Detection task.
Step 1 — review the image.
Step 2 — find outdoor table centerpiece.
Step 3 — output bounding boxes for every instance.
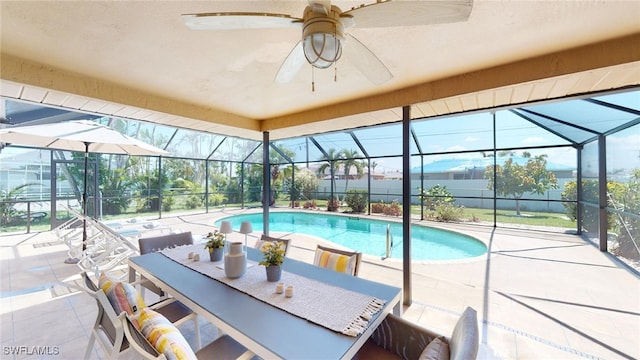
[259,241,286,282]
[204,230,225,262]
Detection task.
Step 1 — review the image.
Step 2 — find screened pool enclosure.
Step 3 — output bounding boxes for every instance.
[1,88,638,267]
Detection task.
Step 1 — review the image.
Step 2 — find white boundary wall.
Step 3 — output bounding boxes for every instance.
[318,178,575,213]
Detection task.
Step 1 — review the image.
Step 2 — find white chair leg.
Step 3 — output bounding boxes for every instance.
[83,331,96,360]
[193,315,201,350]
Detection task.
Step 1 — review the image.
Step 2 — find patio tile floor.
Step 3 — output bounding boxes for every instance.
[0,209,638,359]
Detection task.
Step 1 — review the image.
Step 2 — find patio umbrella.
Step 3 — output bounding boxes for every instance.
[0,120,169,259]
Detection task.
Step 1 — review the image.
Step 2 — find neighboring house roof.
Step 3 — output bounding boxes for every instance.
[412,157,575,174]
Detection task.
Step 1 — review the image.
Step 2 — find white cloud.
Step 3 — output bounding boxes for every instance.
[521,136,546,145]
[444,145,469,153]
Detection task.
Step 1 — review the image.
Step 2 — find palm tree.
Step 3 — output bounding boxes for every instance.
[340,149,364,201]
[316,148,343,201]
[251,146,297,206]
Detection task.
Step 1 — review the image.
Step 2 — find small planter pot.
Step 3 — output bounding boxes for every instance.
[209,247,224,262]
[265,265,282,282]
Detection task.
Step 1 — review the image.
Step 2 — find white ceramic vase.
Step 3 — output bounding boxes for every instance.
[224,242,247,279]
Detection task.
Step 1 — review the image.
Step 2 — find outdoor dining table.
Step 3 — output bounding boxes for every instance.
[128,245,402,359]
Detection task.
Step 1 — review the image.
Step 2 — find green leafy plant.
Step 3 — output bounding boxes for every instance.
[344,189,368,213]
[485,152,558,216]
[204,230,225,252]
[135,170,168,212]
[208,193,227,206]
[0,183,37,225]
[185,194,203,209]
[258,241,286,267]
[293,168,319,200]
[101,167,134,215]
[161,191,175,212]
[418,184,454,211]
[561,179,623,230]
[434,203,464,222]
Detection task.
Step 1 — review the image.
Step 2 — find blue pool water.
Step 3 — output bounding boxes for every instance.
[216,212,486,261]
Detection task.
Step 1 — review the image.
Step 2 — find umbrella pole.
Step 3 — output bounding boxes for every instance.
[65,142,90,264]
[82,142,89,251]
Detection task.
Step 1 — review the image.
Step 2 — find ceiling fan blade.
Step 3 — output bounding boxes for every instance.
[274,41,305,84]
[343,34,392,85]
[182,13,302,30]
[345,0,473,28]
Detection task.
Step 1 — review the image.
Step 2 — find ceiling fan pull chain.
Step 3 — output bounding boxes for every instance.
[312,67,316,92]
[334,66,337,82]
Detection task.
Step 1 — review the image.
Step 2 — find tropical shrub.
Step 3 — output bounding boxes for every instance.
[561,179,624,231]
[383,200,402,216]
[563,170,639,260]
[185,194,202,209]
[208,193,227,206]
[0,183,36,225]
[418,185,454,211]
[293,168,318,201]
[101,167,134,215]
[303,200,317,209]
[161,191,175,212]
[135,170,167,212]
[434,203,464,222]
[327,198,340,212]
[613,169,640,259]
[371,201,386,214]
[344,190,368,213]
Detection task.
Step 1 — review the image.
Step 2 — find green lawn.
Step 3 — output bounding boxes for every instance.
[1,200,576,233]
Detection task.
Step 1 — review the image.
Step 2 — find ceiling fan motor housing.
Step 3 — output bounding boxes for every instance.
[302,5,345,69]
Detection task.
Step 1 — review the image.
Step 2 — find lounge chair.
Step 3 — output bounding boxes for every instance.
[313,244,362,276]
[354,306,479,360]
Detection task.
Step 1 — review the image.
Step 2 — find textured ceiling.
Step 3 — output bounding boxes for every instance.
[1,0,639,140]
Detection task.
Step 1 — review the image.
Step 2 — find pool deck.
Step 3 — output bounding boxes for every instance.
[1,207,638,359]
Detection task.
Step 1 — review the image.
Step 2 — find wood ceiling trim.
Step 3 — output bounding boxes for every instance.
[261,33,640,131]
[0,53,260,131]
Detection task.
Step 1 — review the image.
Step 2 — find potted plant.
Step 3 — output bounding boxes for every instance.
[258,241,286,282]
[204,230,225,261]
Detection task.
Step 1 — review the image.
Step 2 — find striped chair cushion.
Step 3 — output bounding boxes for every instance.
[370,315,439,360]
[137,308,197,360]
[419,336,450,360]
[314,248,357,275]
[98,273,146,316]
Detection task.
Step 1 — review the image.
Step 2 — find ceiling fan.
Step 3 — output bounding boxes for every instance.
[182,0,473,86]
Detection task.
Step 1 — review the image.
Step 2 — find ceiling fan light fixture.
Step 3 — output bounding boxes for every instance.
[303,33,342,69]
[302,5,344,69]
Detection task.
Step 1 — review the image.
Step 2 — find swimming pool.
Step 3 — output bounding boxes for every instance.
[216,212,487,261]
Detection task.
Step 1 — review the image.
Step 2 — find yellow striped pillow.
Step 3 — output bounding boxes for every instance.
[137,308,197,360]
[98,273,146,316]
[314,249,357,275]
[98,272,114,293]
